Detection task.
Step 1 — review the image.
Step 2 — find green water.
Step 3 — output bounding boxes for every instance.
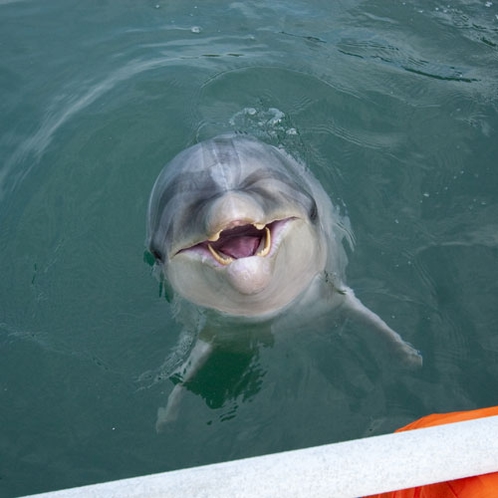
[1,0,497,496]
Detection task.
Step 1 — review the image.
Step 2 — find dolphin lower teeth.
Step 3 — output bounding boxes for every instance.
[256,226,271,257]
[207,243,233,265]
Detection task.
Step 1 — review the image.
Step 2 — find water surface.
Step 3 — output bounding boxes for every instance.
[1,1,497,496]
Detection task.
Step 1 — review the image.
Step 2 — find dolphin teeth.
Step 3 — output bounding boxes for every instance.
[207,231,221,242]
[256,226,271,257]
[253,222,265,230]
[207,243,233,265]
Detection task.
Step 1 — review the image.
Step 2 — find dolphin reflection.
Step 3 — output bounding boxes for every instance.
[146,134,422,429]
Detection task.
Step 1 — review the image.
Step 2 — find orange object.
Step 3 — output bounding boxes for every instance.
[366,406,498,498]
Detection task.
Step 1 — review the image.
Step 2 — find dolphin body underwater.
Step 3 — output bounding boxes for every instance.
[146,134,422,429]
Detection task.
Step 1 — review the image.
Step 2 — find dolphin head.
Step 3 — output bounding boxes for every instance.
[146,134,335,318]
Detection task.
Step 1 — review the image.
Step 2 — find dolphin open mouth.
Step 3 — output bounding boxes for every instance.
[206,223,271,265]
[178,219,291,266]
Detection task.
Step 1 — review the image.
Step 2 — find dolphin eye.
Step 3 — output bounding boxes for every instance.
[144,250,161,267]
[309,200,318,222]
[151,249,163,262]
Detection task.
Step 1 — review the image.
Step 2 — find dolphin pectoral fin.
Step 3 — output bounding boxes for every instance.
[156,338,213,432]
[156,384,185,431]
[340,287,423,369]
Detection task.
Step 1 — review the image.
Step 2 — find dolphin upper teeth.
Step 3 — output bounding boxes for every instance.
[256,226,271,257]
[207,225,271,265]
[207,231,221,242]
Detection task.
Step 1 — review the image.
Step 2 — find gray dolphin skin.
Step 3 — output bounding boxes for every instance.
[146,134,422,429]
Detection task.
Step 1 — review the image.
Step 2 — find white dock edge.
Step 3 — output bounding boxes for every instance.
[24,415,498,498]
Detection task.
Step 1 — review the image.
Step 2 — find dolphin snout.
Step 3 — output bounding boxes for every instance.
[205,192,266,239]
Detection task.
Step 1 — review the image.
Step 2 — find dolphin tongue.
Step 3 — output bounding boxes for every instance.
[212,225,263,259]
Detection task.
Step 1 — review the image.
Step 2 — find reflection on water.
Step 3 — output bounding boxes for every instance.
[1,0,497,496]
[175,327,272,422]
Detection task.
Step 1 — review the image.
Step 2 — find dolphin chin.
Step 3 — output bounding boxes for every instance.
[146,133,422,429]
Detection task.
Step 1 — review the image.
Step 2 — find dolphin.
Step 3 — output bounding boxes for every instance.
[146,134,422,429]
